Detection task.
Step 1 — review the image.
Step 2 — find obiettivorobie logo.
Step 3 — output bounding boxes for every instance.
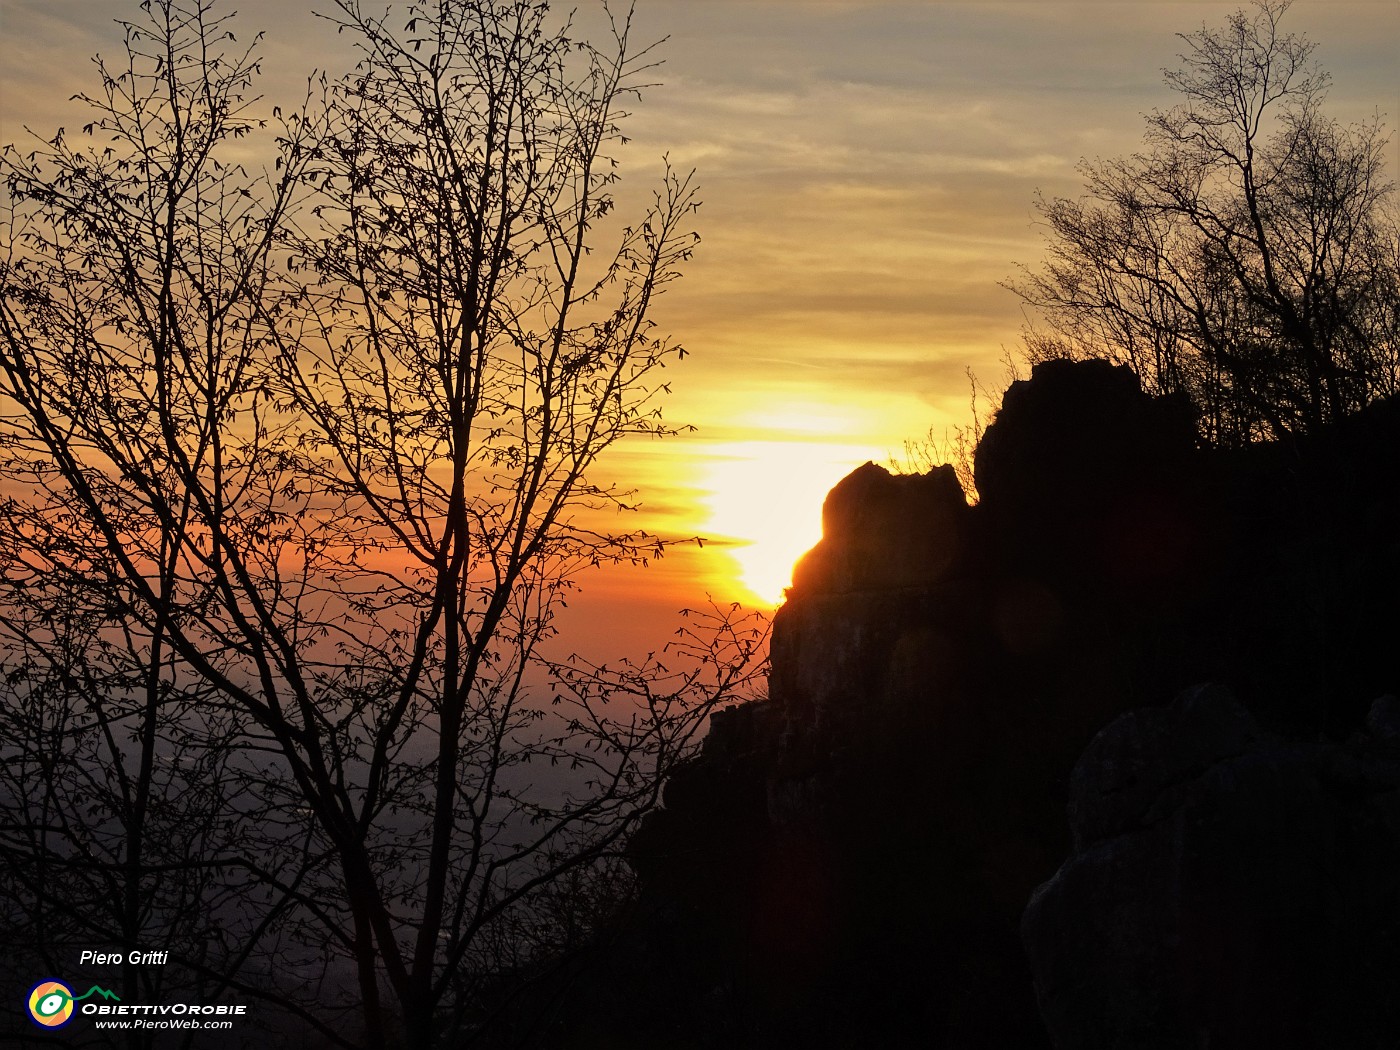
[27,980,120,1028]
[26,975,248,1031]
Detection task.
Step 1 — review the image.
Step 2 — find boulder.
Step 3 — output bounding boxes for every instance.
[1024,685,1400,1049]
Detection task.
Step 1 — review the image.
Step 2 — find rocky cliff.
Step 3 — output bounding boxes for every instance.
[604,360,1400,1048]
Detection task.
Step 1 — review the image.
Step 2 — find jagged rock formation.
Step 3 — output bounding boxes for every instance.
[787,460,970,594]
[563,360,1399,1048]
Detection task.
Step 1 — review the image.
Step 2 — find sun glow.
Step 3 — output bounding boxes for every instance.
[697,439,887,606]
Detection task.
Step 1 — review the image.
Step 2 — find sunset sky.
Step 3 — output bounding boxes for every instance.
[2,0,1397,641]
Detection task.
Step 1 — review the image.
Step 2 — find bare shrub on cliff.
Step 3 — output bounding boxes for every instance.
[896,367,998,503]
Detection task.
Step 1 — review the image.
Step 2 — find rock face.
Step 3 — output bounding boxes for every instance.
[1025,686,1400,1050]
[772,461,978,760]
[610,360,1400,1049]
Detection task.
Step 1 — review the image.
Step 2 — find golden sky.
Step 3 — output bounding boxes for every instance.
[2,0,1397,637]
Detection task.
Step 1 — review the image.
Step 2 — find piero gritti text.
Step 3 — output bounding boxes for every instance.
[80,950,170,966]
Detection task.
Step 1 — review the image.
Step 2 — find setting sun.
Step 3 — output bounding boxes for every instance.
[696,439,887,605]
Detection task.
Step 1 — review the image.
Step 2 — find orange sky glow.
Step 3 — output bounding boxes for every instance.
[2,0,1397,657]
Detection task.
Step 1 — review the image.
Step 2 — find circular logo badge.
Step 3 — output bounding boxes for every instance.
[28,980,75,1028]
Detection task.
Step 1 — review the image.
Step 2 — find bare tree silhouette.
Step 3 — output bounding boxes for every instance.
[0,2,765,1046]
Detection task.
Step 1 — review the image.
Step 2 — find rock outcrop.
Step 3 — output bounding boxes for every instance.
[605,360,1400,1049]
[788,460,970,595]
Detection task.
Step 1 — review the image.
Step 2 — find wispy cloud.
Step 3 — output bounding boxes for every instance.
[3,0,1394,613]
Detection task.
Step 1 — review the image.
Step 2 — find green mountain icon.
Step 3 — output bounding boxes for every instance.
[73,985,121,1003]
